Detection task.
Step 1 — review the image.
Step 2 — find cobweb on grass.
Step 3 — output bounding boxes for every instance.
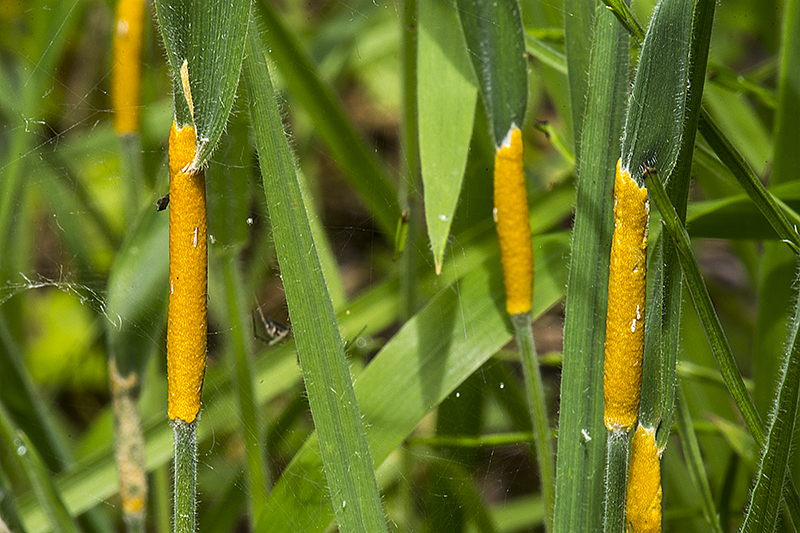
[0,0,566,531]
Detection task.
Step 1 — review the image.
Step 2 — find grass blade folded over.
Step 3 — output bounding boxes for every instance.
[457,0,527,148]
[244,23,387,533]
[153,0,249,167]
[417,0,477,273]
[553,5,627,532]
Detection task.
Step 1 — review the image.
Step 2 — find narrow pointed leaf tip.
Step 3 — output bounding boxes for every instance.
[626,425,662,532]
[494,126,533,316]
[111,0,145,135]
[604,159,648,432]
[167,122,208,423]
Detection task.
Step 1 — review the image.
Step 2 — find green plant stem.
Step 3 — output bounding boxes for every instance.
[407,432,534,448]
[172,419,197,533]
[399,0,420,320]
[604,430,628,533]
[512,312,554,533]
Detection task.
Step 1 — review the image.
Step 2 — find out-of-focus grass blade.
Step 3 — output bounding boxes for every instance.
[675,385,724,532]
[698,112,800,251]
[741,288,800,532]
[254,233,569,533]
[153,0,249,167]
[207,112,269,519]
[253,0,400,238]
[105,204,168,377]
[243,25,387,533]
[645,0,716,445]
[687,180,800,241]
[457,0,527,147]
[417,0,477,274]
[524,33,566,76]
[0,315,72,474]
[553,5,627,532]
[563,0,595,160]
[0,401,80,533]
[621,0,694,178]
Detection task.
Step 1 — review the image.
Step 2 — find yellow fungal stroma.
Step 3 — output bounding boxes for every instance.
[111,0,145,134]
[626,425,662,532]
[167,123,208,423]
[604,159,648,432]
[494,126,533,316]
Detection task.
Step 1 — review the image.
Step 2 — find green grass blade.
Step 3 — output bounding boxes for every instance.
[675,385,724,532]
[254,233,569,533]
[457,0,527,147]
[553,5,627,532]
[697,112,800,251]
[621,0,694,179]
[417,0,477,273]
[153,0,249,166]
[771,0,800,189]
[0,400,80,533]
[252,0,400,238]
[644,0,715,444]
[645,172,764,446]
[563,0,595,160]
[741,278,800,532]
[243,24,387,533]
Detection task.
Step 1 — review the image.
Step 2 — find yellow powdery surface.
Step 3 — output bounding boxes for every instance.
[494,126,533,316]
[167,123,208,423]
[604,160,649,432]
[111,0,145,134]
[626,425,662,532]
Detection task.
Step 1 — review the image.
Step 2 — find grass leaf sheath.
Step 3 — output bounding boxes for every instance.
[167,123,208,424]
[604,160,649,433]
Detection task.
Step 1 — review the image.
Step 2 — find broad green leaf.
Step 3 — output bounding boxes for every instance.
[417,0,478,274]
[243,25,387,533]
[457,0,527,147]
[621,0,695,179]
[153,0,249,168]
[254,233,569,533]
[553,5,627,532]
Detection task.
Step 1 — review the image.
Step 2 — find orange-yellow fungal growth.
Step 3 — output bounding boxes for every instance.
[604,159,648,432]
[494,126,533,316]
[111,0,145,134]
[167,123,207,423]
[626,425,662,532]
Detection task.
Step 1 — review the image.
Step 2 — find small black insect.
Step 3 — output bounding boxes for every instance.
[252,305,291,345]
[156,193,170,212]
